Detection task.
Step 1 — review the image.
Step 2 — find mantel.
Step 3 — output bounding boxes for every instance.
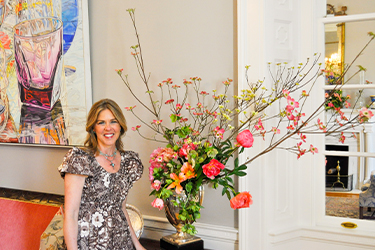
[324,84,375,90]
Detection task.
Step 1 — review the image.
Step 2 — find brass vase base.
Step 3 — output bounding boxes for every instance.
[160,233,204,250]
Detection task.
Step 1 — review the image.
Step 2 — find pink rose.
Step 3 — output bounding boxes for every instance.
[230,192,253,209]
[151,198,164,210]
[236,130,254,148]
[151,180,161,191]
[178,142,196,159]
[202,159,225,179]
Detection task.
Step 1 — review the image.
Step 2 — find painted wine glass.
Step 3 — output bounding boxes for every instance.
[14,17,63,110]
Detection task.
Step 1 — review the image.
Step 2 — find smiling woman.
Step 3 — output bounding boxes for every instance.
[58,98,146,250]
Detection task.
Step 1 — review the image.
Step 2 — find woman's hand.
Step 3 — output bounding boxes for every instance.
[122,199,147,250]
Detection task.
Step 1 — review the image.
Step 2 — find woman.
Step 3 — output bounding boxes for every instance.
[59,99,146,250]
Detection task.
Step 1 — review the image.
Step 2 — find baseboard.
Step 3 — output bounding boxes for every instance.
[142,215,239,250]
[268,226,375,248]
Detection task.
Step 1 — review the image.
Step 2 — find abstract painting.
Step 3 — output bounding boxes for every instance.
[0,0,91,146]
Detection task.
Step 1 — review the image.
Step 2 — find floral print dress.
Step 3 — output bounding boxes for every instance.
[58,147,143,250]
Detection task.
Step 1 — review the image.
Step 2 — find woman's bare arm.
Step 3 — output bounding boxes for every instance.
[63,173,86,250]
[122,198,147,250]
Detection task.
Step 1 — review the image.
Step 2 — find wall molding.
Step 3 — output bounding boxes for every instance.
[268,226,375,248]
[142,215,239,250]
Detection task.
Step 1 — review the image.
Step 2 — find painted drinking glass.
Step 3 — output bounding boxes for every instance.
[14,17,63,110]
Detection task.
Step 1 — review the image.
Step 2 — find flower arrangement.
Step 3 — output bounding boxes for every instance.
[322,54,351,110]
[117,9,375,235]
[324,89,350,110]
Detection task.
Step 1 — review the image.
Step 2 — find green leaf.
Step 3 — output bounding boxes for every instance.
[236,164,247,171]
[225,190,231,200]
[222,186,228,196]
[170,114,179,123]
[179,214,186,221]
[234,157,239,168]
[239,147,245,154]
[185,182,193,193]
[226,176,234,184]
[236,171,247,177]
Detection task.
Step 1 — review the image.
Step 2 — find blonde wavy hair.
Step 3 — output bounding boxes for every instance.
[84,99,127,154]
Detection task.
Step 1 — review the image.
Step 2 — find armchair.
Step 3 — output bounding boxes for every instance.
[359,170,375,219]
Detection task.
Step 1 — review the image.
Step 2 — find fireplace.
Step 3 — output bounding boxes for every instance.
[325,144,353,191]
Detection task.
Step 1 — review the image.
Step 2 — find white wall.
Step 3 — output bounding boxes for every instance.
[88,0,236,228]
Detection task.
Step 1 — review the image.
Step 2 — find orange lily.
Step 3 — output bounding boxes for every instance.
[181,162,196,180]
[167,173,187,194]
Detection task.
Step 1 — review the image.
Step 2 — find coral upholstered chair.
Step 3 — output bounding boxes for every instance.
[359,171,375,219]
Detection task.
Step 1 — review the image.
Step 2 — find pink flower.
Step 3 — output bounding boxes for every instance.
[254,118,264,131]
[223,78,233,86]
[152,119,163,125]
[176,103,182,110]
[200,91,209,95]
[149,163,164,181]
[149,148,178,167]
[236,130,254,148]
[214,126,225,139]
[151,198,164,210]
[310,145,318,154]
[125,105,136,111]
[339,132,346,143]
[183,79,192,85]
[282,89,290,98]
[179,142,197,159]
[287,125,295,130]
[230,192,253,209]
[162,78,173,84]
[202,159,225,179]
[165,99,174,104]
[131,125,141,131]
[287,96,299,108]
[358,107,374,123]
[151,180,161,191]
[286,110,295,120]
[272,127,280,134]
[344,101,351,108]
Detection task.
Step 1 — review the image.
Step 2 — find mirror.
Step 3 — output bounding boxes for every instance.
[325,2,375,221]
[325,23,345,80]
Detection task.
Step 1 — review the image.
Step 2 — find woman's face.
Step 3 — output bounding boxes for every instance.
[93,109,121,149]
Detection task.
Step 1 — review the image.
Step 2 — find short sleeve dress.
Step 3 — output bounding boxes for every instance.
[58,147,143,250]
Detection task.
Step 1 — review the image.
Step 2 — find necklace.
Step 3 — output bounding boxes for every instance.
[99,148,117,168]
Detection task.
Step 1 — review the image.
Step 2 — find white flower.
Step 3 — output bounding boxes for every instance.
[103,173,110,187]
[80,221,90,237]
[92,212,104,227]
[98,227,109,243]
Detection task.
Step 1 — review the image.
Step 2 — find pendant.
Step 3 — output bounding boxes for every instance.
[111,163,115,167]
